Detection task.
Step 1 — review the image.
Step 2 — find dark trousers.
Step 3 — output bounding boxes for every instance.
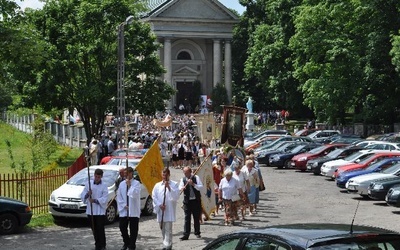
[119,216,139,249]
[183,199,201,237]
[88,215,106,250]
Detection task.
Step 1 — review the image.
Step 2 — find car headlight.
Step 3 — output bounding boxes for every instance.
[372,184,384,190]
[312,162,318,167]
[298,157,308,161]
[50,193,56,202]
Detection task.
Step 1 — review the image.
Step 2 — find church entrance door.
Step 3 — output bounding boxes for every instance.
[176,81,195,114]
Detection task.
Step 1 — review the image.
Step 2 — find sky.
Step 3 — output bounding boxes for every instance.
[16,0,245,14]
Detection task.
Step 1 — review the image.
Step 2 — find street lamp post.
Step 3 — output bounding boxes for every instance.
[117,15,134,149]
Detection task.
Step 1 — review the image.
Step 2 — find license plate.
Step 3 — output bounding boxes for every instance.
[307,166,311,170]
[386,196,388,202]
[368,190,371,195]
[61,204,78,209]
[291,162,295,166]
[348,186,356,190]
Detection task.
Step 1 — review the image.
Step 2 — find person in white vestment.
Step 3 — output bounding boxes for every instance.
[117,167,141,250]
[81,168,109,250]
[152,167,180,250]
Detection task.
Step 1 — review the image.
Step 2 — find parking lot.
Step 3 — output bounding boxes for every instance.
[1,165,400,250]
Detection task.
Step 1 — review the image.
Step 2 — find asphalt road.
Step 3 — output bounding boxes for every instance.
[1,165,400,250]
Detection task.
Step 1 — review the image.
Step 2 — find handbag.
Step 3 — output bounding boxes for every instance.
[259,180,266,191]
[232,193,241,202]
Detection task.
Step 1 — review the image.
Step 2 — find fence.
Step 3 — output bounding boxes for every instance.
[0,169,68,214]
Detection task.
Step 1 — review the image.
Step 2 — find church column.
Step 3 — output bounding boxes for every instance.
[224,40,232,103]
[213,39,222,87]
[164,38,173,110]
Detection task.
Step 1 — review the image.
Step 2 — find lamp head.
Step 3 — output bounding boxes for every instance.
[125,15,135,25]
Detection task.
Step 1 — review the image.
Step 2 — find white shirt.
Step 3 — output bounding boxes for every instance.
[219,177,240,200]
[178,175,204,198]
[152,180,179,223]
[233,170,249,192]
[80,180,108,215]
[242,166,259,187]
[117,179,141,218]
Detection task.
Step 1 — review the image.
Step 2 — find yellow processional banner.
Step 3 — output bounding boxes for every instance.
[135,139,163,194]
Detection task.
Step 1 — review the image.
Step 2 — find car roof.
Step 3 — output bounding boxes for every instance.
[225,223,400,248]
[88,164,122,171]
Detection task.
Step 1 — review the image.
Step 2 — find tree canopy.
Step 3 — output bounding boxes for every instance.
[2,0,174,141]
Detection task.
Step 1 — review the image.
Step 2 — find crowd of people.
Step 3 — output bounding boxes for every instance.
[81,111,265,250]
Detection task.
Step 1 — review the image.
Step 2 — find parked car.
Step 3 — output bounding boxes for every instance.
[320,134,362,144]
[320,149,388,178]
[346,163,400,197]
[307,130,341,143]
[336,157,400,188]
[257,141,303,165]
[269,143,321,169]
[306,146,363,175]
[368,177,400,200]
[294,128,318,136]
[333,152,400,179]
[244,130,291,148]
[364,141,400,151]
[0,196,33,234]
[202,223,400,250]
[105,156,142,168]
[48,164,153,224]
[100,148,146,164]
[290,144,347,171]
[386,185,400,207]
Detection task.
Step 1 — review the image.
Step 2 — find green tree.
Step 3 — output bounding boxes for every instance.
[211,83,229,113]
[18,0,173,142]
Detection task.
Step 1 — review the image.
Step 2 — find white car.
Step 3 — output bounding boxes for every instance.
[320,149,388,177]
[48,164,153,224]
[346,163,400,197]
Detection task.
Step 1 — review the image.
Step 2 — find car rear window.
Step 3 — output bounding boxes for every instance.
[308,236,400,250]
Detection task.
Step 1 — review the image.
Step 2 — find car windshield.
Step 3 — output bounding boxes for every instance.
[66,168,119,187]
[382,163,400,174]
[112,149,145,157]
[343,151,366,162]
[326,148,345,158]
[107,158,140,168]
[364,159,391,171]
[307,145,328,154]
[289,145,306,153]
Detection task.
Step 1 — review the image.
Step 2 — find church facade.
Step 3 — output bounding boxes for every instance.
[141,0,239,112]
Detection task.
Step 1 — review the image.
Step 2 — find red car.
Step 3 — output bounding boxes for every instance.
[291,144,347,171]
[100,148,146,164]
[333,152,400,179]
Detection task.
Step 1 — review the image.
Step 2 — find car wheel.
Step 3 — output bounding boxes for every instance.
[105,202,117,224]
[141,196,154,216]
[313,169,321,175]
[284,160,291,169]
[0,213,18,234]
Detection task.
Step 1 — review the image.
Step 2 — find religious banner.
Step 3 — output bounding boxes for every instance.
[135,139,163,194]
[220,106,246,147]
[194,113,216,143]
[195,155,215,220]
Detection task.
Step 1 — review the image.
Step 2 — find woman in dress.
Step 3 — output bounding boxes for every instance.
[212,156,227,215]
[241,159,259,216]
[232,162,250,221]
[218,168,243,226]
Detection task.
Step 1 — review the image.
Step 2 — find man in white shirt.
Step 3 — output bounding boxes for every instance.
[80,168,109,250]
[152,168,180,250]
[117,167,141,250]
[178,167,203,240]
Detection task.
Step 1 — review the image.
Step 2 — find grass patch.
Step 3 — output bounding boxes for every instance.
[27,213,54,228]
[0,121,82,174]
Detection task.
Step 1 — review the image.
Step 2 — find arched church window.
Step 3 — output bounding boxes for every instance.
[177,51,192,60]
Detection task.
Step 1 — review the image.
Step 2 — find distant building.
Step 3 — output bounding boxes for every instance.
[142,0,239,111]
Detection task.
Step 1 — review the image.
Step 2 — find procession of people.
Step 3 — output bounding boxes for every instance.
[81,110,264,250]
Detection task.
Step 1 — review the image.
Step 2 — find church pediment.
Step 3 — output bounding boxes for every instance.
[174,66,200,75]
[146,0,239,20]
